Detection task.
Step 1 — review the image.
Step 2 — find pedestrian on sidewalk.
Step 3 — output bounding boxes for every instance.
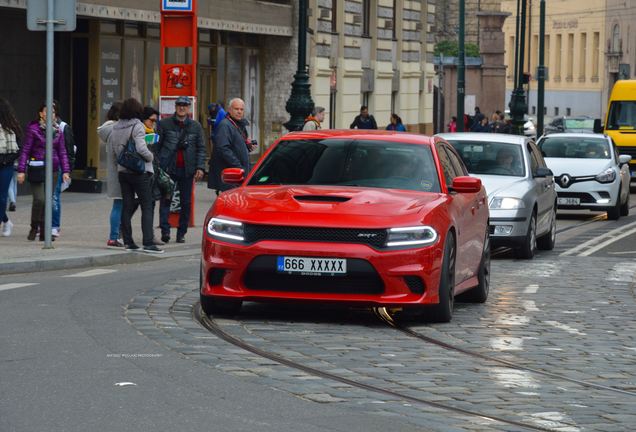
[302,106,325,131]
[208,98,253,195]
[349,105,377,130]
[7,163,17,212]
[108,98,162,254]
[0,98,22,237]
[155,96,206,244]
[51,100,76,239]
[448,116,457,132]
[17,102,71,241]
[98,100,124,248]
[386,113,406,131]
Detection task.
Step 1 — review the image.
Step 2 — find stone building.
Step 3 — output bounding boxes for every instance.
[307,0,436,133]
[501,0,630,119]
[434,0,503,45]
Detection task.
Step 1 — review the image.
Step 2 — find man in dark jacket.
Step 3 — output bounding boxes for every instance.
[207,98,252,194]
[349,105,377,130]
[155,96,206,243]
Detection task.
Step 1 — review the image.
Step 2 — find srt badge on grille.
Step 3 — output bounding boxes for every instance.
[357,233,378,238]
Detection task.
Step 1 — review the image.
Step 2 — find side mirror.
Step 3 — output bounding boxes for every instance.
[534,167,553,178]
[451,176,482,194]
[618,154,632,165]
[593,118,603,133]
[221,167,245,184]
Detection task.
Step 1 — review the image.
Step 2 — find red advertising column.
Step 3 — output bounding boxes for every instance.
[160,0,197,228]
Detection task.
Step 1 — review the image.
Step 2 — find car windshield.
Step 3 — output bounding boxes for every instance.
[248,139,441,192]
[445,140,526,177]
[606,101,636,130]
[564,118,595,131]
[539,136,610,159]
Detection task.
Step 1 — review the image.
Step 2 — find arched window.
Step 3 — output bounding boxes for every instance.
[611,24,620,52]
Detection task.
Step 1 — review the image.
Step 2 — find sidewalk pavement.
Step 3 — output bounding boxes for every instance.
[0,182,217,275]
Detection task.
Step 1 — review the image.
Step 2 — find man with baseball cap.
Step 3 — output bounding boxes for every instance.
[154,96,206,243]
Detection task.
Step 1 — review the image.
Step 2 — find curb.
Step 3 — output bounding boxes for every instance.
[1,247,201,276]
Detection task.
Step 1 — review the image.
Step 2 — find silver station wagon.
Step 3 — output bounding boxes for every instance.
[437,133,558,259]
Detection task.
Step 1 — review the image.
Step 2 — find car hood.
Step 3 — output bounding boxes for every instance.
[213,186,446,227]
[474,175,529,198]
[544,158,611,176]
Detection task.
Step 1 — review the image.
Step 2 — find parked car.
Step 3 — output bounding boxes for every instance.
[201,130,490,323]
[543,116,596,135]
[437,132,557,259]
[536,133,631,220]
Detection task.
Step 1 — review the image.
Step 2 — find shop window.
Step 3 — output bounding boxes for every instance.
[199,29,211,43]
[145,41,161,107]
[100,21,118,34]
[124,39,144,100]
[124,22,142,37]
[147,25,160,38]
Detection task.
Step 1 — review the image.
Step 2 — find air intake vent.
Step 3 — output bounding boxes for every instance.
[294,195,351,203]
[403,276,425,294]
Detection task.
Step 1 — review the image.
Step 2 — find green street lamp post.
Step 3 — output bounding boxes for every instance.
[284,0,315,132]
[508,0,528,135]
[457,0,465,132]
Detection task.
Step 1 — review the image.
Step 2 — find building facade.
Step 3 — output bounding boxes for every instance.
[307,0,436,133]
[434,0,502,45]
[502,0,609,119]
[603,0,635,106]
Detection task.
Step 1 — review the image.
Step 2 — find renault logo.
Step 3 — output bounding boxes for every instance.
[558,174,571,188]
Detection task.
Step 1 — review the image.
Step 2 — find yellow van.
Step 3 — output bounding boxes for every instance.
[603,80,636,179]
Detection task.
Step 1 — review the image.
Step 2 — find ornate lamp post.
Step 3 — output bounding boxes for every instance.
[284,0,315,131]
[508,0,528,135]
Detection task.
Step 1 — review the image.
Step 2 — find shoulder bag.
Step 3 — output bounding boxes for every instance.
[117,126,146,174]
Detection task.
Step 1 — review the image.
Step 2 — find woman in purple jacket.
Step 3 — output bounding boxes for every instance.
[17,103,71,241]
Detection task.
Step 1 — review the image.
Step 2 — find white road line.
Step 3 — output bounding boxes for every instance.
[64,269,118,278]
[544,320,586,336]
[607,250,636,255]
[561,220,636,256]
[523,284,539,294]
[0,283,39,292]
[522,300,539,312]
[495,314,530,326]
[490,336,524,351]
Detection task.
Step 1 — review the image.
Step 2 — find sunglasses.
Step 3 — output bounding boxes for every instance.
[176,103,190,107]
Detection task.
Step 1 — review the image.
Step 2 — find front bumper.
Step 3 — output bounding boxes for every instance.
[201,237,445,307]
[488,208,531,248]
[555,180,619,210]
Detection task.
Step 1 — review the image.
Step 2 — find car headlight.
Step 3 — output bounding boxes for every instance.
[207,217,245,242]
[595,168,616,183]
[490,197,526,209]
[385,226,438,248]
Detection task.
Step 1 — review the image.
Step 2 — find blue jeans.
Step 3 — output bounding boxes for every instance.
[159,167,193,238]
[52,170,62,229]
[7,168,16,204]
[109,198,123,241]
[0,165,13,223]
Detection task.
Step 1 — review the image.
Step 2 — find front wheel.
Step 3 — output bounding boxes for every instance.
[620,188,630,216]
[606,188,622,220]
[515,212,537,259]
[537,207,557,251]
[423,233,456,323]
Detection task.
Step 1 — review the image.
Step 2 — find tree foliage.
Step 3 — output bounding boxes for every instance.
[434,40,480,57]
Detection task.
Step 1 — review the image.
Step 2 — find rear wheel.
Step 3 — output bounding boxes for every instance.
[537,207,557,250]
[620,188,630,216]
[515,212,537,259]
[423,233,456,323]
[458,231,490,303]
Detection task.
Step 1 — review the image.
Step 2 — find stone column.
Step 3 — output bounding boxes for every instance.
[477,11,510,116]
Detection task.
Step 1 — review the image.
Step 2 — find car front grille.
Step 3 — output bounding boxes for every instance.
[243,224,388,249]
[557,192,596,203]
[244,256,385,294]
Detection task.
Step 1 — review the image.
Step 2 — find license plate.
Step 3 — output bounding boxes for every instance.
[558,197,580,205]
[277,256,346,276]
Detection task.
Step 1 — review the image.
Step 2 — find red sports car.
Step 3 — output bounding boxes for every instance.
[201,130,490,322]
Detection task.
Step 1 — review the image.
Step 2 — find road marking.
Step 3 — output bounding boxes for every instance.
[545,320,586,336]
[561,220,636,256]
[0,283,39,292]
[528,412,580,432]
[490,368,539,389]
[495,314,530,326]
[523,284,539,294]
[522,300,539,312]
[64,269,118,278]
[490,336,524,351]
[607,250,636,255]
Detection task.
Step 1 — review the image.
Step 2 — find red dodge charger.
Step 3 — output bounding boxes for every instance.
[201,130,490,322]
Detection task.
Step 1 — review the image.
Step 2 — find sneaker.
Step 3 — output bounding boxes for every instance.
[8,203,16,212]
[161,234,170,243]
[125,243,140,251]
[107,239,125,248]
[176,235,185,243]
[2,220,13,237]
[51,228,60,237]
[153,236,165,246]
[142,244,165,254]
